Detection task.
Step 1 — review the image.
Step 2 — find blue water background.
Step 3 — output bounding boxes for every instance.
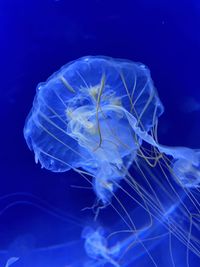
[0,0,200,266]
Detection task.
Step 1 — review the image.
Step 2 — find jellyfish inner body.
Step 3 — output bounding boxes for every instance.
[66,99,140,203]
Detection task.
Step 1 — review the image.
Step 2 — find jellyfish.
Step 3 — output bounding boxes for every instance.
[24,56,200,266]
[82,226,120,267]
[24,56,164,204]
[82,224,164,267]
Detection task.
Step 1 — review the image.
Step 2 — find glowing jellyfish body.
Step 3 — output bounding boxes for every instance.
[24,56,200,266]
[24,56,164,204]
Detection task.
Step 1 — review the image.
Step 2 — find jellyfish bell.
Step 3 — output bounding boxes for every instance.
[24,56,164,204]
[23,54,200,206]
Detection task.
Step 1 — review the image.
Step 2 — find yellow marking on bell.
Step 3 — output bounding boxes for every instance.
[89,86,99,100]
[102,181,113,191]
[97,74,106,104]
[85,121,94,129]
[59,76,75,93]
[65,108,74,119]
[110,97,121,106]
[84,121,97,134]
[95,73,106,150]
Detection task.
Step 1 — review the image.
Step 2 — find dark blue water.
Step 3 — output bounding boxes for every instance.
[1,0,200,266]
